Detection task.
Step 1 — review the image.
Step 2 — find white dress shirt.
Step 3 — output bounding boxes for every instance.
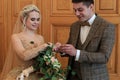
[75,14,96,61]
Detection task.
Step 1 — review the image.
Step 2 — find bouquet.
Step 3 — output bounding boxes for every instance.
[33,45,67,80]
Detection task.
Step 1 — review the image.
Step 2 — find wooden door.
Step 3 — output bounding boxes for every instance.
[0,0,7,72]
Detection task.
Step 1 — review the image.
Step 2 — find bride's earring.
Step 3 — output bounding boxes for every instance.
[23,18,27,29]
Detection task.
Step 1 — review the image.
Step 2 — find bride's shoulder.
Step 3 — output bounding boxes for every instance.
[11,33,23,42]
[11,33,19,39]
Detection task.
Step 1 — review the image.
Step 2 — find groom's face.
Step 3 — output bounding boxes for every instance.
[73,2,94,22]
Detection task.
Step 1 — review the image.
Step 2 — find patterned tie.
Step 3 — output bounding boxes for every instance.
[80,21,90,26]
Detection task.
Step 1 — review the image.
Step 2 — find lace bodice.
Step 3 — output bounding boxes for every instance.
[12,33,45,69]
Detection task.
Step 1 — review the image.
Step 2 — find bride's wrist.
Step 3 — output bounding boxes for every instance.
[44,42,51,47]
[44,43,48,47]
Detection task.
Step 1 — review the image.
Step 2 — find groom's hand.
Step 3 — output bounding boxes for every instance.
[53,42,62,52]
[59,44,77,56]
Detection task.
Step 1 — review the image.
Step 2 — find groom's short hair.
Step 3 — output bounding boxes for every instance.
[72,0,94,7]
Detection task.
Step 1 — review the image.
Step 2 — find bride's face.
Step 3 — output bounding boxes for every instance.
[25,11,40,31]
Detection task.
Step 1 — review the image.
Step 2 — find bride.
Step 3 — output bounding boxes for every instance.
[0,4,51,80]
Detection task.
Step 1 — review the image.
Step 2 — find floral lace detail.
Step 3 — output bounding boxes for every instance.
[18,34,40,50]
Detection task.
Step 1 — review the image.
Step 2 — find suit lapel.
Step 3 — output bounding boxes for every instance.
[68,23,80,69]
[72,22,81,47]
[82,16,101,49]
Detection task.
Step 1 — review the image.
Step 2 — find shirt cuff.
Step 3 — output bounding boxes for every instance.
[75,50,80,61]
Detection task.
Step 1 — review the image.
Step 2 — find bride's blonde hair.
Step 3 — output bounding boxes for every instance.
[13,4,41,33]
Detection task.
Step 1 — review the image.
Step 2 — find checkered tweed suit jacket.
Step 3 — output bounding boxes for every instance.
[66,16,115,80]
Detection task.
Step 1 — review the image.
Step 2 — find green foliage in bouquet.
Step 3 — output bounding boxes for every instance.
[33,45,67,80]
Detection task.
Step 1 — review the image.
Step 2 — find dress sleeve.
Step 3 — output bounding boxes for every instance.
[11,34,48,61]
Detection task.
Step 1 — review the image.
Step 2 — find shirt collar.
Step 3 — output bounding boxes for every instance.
[88,14,96,25]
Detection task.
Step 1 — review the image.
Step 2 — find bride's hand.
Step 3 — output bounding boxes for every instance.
[47,42,53,47]
[22,69,30,77]
[16,73,25,80]
[53,42,62,52]
[16,69,30,80]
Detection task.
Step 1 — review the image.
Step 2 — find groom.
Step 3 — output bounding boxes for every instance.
[54,0,115,80]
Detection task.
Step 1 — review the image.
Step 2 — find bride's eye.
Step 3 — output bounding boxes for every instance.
[37,18,40,21]
[31,18,35,21]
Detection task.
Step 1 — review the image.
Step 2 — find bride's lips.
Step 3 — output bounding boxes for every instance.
[32,24,39,28]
